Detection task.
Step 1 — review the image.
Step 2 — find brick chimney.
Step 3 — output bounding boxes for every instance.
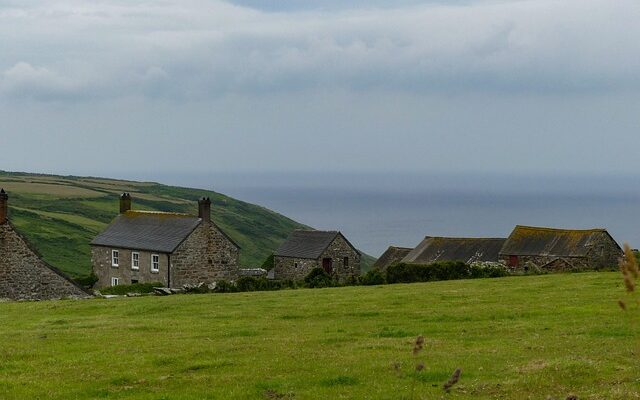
[119,193,132,214]
[198,197,211,223]
[0,189,7,224]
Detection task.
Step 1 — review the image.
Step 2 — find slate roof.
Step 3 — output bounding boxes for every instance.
[402,236,506,264]
[372,246,412,270]
[91,211,203,253]
[500,225,619,257]
[275,230,359,259]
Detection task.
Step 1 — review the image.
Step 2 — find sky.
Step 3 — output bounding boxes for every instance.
[1,0,640,178]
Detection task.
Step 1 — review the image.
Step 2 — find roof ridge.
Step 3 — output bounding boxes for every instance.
[124,210,195,218]
[514,225,606,233]
[425,236,507,240]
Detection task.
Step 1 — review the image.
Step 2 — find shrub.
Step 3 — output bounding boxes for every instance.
[75,272,98,288]
[387,261,503,284]
[304,268,333,288]
[261,253,275,270]
[99,282,161,296]
[361,269,386,285]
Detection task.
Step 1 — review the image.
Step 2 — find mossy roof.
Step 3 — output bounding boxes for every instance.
[500,225,618,257]
[372,246,412,270]
[402,237,506,264]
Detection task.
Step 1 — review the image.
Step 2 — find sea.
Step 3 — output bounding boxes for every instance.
[139,171,640,258]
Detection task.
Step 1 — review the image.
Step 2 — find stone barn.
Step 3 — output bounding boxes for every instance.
[91,194,240,289]
[273,230,361,281]
[402,236,506,264]
[0,189,89,300]
[373,246,412,272]
[499,225,622,271]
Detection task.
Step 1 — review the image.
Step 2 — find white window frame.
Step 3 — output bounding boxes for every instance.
[151,254,160,273]
[131,252,140,270]
[111,250,119,267]
[111,277,119,286]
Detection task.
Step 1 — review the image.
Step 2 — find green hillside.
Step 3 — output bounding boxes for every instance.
[0,171,375,279]
[0,272,634,398]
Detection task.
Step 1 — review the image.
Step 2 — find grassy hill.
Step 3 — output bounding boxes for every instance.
[0,272,634,399]
[0,171,375,278]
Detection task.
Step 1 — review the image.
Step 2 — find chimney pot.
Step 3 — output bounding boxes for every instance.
[119,193,132,214]
[198,197,211,222]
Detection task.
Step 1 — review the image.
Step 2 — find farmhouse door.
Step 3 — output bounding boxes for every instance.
[322,258,333,274]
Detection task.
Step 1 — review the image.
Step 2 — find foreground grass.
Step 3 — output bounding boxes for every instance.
[0,273,637,399]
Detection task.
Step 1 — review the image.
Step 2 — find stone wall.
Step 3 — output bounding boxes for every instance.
[272,257,319,281]
[92,247,169,288]
[273,234,361,282]
[318,234,361,282]
[170,222,240,287]
[0,223,89,300]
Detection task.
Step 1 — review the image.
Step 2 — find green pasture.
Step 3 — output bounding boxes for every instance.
[0,272,636,399]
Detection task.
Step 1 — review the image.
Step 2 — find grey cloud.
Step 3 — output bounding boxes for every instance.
[0,0,639,101]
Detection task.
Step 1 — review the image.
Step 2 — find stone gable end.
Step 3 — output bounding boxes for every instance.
[170,222,240,287]
[0,224,88,300]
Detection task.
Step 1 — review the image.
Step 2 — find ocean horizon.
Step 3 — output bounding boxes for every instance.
[122,171,640,258]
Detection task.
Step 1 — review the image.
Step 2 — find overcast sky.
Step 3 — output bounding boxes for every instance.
[1,0,639,178]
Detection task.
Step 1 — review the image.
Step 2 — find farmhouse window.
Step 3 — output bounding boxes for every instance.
[294,262,298,268]
[343,257,349,267]
[151,254,160,272]
[111,277,119,286]
[111,250,119,267]
[132,252,139,270]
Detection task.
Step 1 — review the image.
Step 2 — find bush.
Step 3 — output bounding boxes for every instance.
[386,261,507,284]
[304,268,333,288]
[361,269,386,285]
[75,272,98,288]
[261,253,275,270]
[99,282,161,296]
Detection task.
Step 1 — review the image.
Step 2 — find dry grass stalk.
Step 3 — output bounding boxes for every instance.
[443,368,461,392]
[620,243,638,294]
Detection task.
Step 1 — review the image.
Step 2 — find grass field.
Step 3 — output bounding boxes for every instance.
[0,171,376,278]
[0,272,637,399]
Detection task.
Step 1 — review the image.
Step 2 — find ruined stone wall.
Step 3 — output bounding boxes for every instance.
[170,222,240,287]
[92,247,169,288]
[0,223,88,300]
[319,234,361,282]
[272,257,318,281]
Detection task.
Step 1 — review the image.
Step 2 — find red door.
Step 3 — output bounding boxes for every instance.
[322,258,333,274]
[508,255,519,268]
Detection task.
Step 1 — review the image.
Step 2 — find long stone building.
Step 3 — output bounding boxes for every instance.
[402,236,507,265]
[0,189,89,300]
[499,225,622,271]
[91,194,240,289]
[273,230,361,281]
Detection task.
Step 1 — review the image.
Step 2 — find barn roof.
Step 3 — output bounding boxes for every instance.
[91,211,203,253]
[373,246,412,270]
[402,236,506,264]
[500,225,619,257]
[275,230,359,259]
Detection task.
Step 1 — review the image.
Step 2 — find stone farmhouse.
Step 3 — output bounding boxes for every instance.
[499,225,622,271]
[0,189,89,300]
[373,246,412,272]
[273,230,361,281]
[91,194,240,289]
[402,236,506,265]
